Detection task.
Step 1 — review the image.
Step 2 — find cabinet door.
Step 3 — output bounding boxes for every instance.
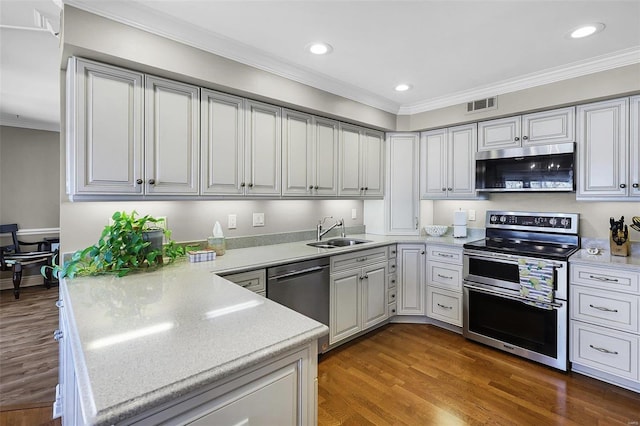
[200,90,245,195]
[387,133,420,234]
[338,123,363,196]
[145,76,200,195]
[397,244,426,315]
[522,107,575,146]
[70,58,144,195]
[245,100,281,196]
[420,129,447,199]
[361,129,384,197]
[313,117,339,196]
[282,109,313,196]
[448,124,477,197]
[577,98,628,198]
[330,270,361,344]
[477,116,521,151]
[631,95,640,197]
[362,263,388,329]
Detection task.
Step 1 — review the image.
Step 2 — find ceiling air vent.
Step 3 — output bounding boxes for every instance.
[466,96,497,114]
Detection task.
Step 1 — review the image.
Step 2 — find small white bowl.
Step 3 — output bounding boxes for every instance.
[424,225,448,237]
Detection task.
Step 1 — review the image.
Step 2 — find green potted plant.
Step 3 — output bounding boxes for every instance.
[44,211,187,279]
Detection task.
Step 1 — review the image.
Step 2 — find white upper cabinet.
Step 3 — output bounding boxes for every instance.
[386,133,420,234]
[577,97,638,200]
[282,111,338,197]
[244,100,282,196]
[338,124,384,198]
[144,76,200,195]
[478,106,575,151]
[420,124,477,199]
[67,58,144,196]
[200,90,245,195]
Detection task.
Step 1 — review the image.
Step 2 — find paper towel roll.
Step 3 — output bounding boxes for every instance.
[454,211,467,225]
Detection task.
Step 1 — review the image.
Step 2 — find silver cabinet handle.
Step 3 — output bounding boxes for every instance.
[53,330,63,341]
[437,253,454,258]
[589,304,618,313]
[589,275,618,282]
[357,257,368,262]
[589,344,618,355]
[55,300,63,308]
[437,303,453,310]
[437,273,453,280]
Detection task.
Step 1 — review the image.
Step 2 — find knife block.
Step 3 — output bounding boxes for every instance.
[610,231,630,257]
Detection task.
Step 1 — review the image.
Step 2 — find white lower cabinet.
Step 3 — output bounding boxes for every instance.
[396,244,426,315]
[570,262,640,392]
[330,246,390,345]
[220,269,266,297]
[426,245,463,327]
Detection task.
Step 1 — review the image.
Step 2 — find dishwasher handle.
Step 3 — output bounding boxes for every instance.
[269,265,327,281]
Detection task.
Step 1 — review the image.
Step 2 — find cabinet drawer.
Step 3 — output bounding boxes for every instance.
[331,246,389,272]
[428,261,462,292]
[571,321,639,381]
[571,286,639,333]
[426,287,462,327]
[388,258,397,274]
[388,273,397,289]
[221,269,266,294]
[570,264,639,294]
[388,302,397,317]
[388,288,397,304]
[426,245,462,265]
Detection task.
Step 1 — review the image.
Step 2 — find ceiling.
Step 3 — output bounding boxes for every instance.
[1,0,639,132]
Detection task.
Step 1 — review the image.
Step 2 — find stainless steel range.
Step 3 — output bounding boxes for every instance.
[463,210,580,371]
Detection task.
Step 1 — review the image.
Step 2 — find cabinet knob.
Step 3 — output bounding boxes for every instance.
[522,136,528,140]
[248,183,254,188]
[447,187,453,191]
[314,185,319,190]
[441,188,446,192]
[514,137,520,141]
[364,274,368,279]
[148,179,155,185]
[620,183,626,189]
[136,179,143,185]
[391,279,396,284]
[240,182,246,187]
[309,185,314,190]
[391,308,396,314]
[633,183,639,188]
[391,293,395,299]
[364,187,368,191]
[421,250,425,255]
[55,300,63,308]
[360,187,365,191]
[53,329,63,341]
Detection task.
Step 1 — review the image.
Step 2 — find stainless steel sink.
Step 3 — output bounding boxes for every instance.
[307,238,371,248]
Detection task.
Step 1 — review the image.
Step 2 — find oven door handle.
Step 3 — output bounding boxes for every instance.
[464,250,565,269]
[463,282,564,309]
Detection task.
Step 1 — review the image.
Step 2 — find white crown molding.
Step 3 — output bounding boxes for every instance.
[65,1,640,117]
[397,46,640,115]
[0,116,60,132]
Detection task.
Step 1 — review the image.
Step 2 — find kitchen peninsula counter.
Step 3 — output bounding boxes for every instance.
[60,263,328,425]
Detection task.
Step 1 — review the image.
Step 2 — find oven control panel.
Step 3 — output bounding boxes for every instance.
[487,211,579,233]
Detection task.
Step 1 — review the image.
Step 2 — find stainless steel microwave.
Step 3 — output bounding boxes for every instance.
[475,143,575,192]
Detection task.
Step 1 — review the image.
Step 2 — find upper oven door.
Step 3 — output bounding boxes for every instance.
[463,249,567,300]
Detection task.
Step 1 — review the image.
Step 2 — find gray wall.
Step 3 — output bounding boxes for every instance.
[0,126,60,230]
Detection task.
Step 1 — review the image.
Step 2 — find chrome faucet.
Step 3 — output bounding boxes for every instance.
[317,216,345,241]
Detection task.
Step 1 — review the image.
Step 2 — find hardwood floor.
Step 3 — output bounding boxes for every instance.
[2,287,639,425]
[318,324,640,425]
[0,286,59,409]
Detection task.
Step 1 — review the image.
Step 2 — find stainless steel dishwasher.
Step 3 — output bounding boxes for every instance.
[267,257,330,353]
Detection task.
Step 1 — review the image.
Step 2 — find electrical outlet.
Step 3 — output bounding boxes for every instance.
[155,216,168,230]
[228,214,237,229]
[253,212,265,227]
[351,208,357,220]
[468,209,476,221]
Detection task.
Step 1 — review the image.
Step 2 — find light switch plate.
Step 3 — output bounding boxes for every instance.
[352,208,357,219]
[468,209,476,221]
[228,214,237,229]
[253,213,265,227]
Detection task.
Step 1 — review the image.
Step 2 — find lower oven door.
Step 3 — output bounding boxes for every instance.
[463,283,567,371]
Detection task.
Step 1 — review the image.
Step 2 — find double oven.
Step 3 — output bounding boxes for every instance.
[463,211,579,371]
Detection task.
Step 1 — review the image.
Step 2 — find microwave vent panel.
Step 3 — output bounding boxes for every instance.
[466,96,497,113]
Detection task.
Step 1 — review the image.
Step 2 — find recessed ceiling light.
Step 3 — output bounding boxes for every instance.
[307,42,333,55]
[395,84,411,92]
[569,23,605,39]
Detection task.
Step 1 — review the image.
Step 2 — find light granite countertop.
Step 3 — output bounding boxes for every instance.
[569,248,640,270]
[61,231,483,424]
[62,263,328,425]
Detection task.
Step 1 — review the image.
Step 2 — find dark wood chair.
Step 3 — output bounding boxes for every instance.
[0,224,57,299]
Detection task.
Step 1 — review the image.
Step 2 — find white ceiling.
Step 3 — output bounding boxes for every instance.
[1,0,639,132]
